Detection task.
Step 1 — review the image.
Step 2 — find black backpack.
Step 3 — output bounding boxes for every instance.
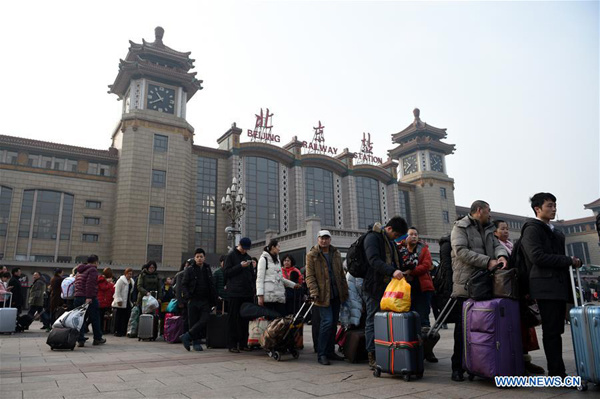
[509,235,530,296]
[347,230,372,278]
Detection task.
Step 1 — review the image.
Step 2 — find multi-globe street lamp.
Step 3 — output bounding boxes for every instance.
[220,177,247,251]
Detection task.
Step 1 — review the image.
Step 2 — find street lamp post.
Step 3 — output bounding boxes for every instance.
[221,177,247,252]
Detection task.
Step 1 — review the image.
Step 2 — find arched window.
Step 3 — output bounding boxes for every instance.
[245,157,280,240]
[0,186,12,236]
[355,176,381,229]
[18,190,74,240]
[305,167,335,227]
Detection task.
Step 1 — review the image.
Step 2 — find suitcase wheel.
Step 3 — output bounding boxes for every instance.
[272,351,281,361]
[577,382,588,392]
[467,373,475,381]
[402,374,411,382]
[291,350,299,359]
[373,367,382,378]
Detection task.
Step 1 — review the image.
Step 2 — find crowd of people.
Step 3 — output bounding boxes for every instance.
[1,191,598,382]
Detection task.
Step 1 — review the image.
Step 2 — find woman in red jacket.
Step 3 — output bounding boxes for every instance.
[97,268,115,334]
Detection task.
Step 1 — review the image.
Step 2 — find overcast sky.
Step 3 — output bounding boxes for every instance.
[2,0,598,220]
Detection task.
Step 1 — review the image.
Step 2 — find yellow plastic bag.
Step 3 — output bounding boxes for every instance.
[380,278,411,313]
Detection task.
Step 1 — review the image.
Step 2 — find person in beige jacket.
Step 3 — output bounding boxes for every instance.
[305,230,349,365]
[449,200,508,382]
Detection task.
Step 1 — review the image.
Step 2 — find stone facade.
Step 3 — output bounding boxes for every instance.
[1,28,598,282]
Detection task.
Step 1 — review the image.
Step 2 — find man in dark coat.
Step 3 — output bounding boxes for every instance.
[521,192,582,378]
[73,255,105,347]
[362,216,408,370]
[180,248,217,352]
[7,268,23,314]
[224,237,255,353]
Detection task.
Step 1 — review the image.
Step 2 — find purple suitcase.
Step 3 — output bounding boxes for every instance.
[463,298,524,380]
[164,314,184,343]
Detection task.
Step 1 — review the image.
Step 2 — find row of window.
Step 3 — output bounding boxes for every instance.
[565,224,595,234]
[0,150,112,176]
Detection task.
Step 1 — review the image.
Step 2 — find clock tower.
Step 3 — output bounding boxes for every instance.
[388,109,456,237]
[108,27,203,268]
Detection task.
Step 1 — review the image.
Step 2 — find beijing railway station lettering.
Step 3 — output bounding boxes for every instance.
[248,108,281,143]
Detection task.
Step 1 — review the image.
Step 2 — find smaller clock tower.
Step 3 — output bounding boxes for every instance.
[388,109,457,237]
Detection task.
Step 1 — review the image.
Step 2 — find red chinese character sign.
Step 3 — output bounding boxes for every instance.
[354,132,383,165]
[247,108,281,143]
[302,121,339,155]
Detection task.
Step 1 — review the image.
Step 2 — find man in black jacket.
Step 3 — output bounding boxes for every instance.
[180,248,216,352]
[521,192,582,378]
[224,237,256,353]
[7,268,23,314]
[362,216,408,370]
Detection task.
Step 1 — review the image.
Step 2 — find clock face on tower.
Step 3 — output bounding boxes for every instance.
[146,84,175,114]
[402,154,418,175]
[430,153,444,173]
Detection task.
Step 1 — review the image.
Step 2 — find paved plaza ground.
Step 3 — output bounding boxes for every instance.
[0,319,597,399]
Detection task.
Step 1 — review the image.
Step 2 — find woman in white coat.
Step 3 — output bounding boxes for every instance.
[112,268,134,336]
[256,239,298,317]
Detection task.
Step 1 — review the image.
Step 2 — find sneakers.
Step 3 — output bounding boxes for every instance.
[368,352,376,370]
[92,338,106,346]
[228,348,240,353]
[318,355,331,365]
[193,343,203,351]
[181,333,191,351]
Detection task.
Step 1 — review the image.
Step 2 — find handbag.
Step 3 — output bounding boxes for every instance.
[493,268,519,299]
[248,317,270,347]
[465,269,494,301]
[166,299,178,313]
[380,278,411,312]
[53,303,89,331]
[521,301,542,328]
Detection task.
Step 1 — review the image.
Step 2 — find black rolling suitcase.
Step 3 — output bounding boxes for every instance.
[47,327,79,350]
[206,303,229,348]
[373,311,424,381]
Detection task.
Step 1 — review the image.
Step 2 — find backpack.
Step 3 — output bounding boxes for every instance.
[509,235,530,296]
[346,230,372,278]
[61,277,75,299]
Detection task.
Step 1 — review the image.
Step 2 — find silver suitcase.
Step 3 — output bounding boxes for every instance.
[138,313,158,341]
[0,293,18,334]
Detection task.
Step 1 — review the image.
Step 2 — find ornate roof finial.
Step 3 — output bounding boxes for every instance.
[413,108,423,127]
[154,26,164,45]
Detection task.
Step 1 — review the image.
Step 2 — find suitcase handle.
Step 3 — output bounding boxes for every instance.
[569,266,586,307]
[2,292,12,308]
[429,297,457,338]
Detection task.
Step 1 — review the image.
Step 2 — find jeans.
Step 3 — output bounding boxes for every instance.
[537,299,567,376]
[410,290,433,328]
[364,293,379,353]
[73,297,103,342]
[317,297,341,358]
[187,298,210,342]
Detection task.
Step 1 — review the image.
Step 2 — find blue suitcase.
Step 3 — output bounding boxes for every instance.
[569,266,600,391]
[373,311,424,381]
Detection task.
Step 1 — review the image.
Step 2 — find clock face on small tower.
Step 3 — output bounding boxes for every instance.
[430,153,444,173]
[402,154,418,175]
[146,84,175,114]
